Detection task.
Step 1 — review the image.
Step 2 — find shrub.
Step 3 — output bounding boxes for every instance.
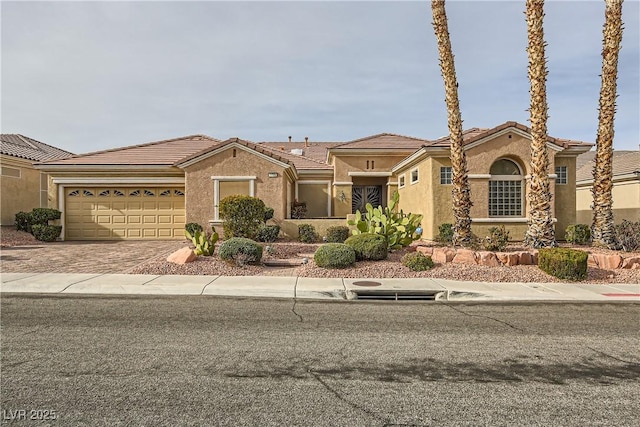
[31,224,62,242]
[615,220,640,252]
[219,195,267,240]
[538,248,588,281]
[325,226,350,243]
[219,237,263,265]
[481,226,510,251]
[314,243,356,269]
[30,208,61,225]
[291,201,307,219]
[257,225,280,243]
[15,211,32,233]
[263,207,275,222]
[437,223,454,244]
[185,228,219,256]
[344,233,388,261]
[185,222,203,236]
[298,224,319,243]
[402,252,435,271]
[565,224,590,245]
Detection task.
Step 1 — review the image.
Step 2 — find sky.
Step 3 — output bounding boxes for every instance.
[1,0,639,155]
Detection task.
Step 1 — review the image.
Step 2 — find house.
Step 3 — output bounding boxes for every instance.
[35,121,592,241]
[1,134,74,225]
[575,149,640,225]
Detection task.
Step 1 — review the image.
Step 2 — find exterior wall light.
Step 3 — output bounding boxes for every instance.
[268,172,278,178]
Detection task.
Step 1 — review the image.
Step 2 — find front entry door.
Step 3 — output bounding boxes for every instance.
[352,185,382,213]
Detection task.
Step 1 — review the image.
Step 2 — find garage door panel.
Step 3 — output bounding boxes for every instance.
[97,215,111,224]
[158,201,173,210]
[127,215,141,224]
[143,229,157,238]
[143,202,157,210]
[113,215,126,224]
[127,229,142,238]
[112,202,126,210]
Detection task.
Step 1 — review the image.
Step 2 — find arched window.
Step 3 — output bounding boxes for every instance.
[489,159,523,217]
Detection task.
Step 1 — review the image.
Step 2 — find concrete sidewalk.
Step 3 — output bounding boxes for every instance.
[1,272,639,302]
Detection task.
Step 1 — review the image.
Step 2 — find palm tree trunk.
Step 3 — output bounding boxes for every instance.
[524,0,556,248]
[431,0,473,247]
[592,0,624,250]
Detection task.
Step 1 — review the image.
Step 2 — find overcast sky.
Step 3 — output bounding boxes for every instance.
[2,0,638,154]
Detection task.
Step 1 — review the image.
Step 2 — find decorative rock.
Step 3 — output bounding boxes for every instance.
[478,251,501,267]
[517,251,536,265]
[587,254,598,268]
[432,247,455,264]
[167,247,197,264]
[591,254,623,270]
[621,256,640,269]
[416,246,433,256]
[452,248,477,265]
[496,252,520,266]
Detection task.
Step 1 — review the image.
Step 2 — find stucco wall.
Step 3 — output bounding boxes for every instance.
[332,154,410,182]
[1,156,44,225]
[278,218,352,239]
[577,179,640,224]
[396,159,434,238]
[553,156,577,236]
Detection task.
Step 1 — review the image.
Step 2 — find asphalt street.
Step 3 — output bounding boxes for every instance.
[1,295,639,426]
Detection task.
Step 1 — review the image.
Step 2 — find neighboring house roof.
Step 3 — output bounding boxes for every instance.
[259,145,333,170]
[37,135,221,166]
[1,134,74,162]
[331,133,430,150]
[576,150,640,183]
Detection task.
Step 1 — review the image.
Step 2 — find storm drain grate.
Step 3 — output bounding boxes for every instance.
[353,290,442,301]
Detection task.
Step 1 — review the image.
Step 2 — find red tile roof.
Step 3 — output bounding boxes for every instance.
[1,134,74,162]
[258,141,339,164]
[331,133,430,150]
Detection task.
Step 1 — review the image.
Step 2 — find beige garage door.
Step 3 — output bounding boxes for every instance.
[65,187,185,240]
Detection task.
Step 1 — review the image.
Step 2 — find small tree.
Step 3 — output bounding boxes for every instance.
[219,195,267,240]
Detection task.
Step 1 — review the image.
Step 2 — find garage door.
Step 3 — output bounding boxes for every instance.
[64,187,185,240]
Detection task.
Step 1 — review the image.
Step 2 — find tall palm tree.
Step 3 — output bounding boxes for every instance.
[592,0,624,249]
[431,0,473,247]
[523,0,556,248]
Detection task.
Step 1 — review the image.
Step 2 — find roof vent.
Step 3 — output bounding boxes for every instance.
[290,148,304,156]
[288,136,292,143]
[305,136,309,147]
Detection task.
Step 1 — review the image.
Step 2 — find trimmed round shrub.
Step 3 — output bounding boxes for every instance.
[314,243,356,269]
[565,224,590,245]
[402,252,435,271]
[30,208,61,225]
[298,224,319,243]
[538,248,588,281]
[15,211,33,233]
[219,237,263,265]
[219,195,267,240]
[325,226,350,243]
[31,224,62,242]
[257,225,280,243]
[344,233,388,261]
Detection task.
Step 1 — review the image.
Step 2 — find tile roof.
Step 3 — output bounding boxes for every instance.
[37,135,221,166]
[576,150,640,182]
[1,134,74,162]
[258,145,333,170]
[176,137,297,168]
[331,133,430,150]
[258,141,339,164]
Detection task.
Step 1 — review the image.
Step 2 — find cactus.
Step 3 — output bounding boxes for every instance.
[185,227,219,256]
[347,191,423,250]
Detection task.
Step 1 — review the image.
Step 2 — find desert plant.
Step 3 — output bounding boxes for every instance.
[347,191,422,250]
[437,223,454,244]
[344,233,388,261]
[257,225,280,243]
[481,226,510,251]
[30,208,61,225]
[31,224,62,242]
[291,201,307,219]
[615,220,640,252]
[15,211,32,233]
[538,248,588,281]
[314,243,356,269]
[402,252,435,271]
[219,195,267,240]
[565,224,591,245]
[263,207,275,222]
[298,224,319,243]
[325,226,350,243]
[219,237,263,265]
[185,228,219,256]
[185,222,203,236]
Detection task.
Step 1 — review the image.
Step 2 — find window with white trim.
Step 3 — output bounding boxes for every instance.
[488,159,523,217]
[212,176,256,220]
[1,166,20,178]
[410,168,419,184]
[398,175,406,188]
[40,173,48,207]
[440,167,452,184]
[555,166,567,184]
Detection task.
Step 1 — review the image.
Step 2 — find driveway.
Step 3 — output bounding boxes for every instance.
[0,240,186,274]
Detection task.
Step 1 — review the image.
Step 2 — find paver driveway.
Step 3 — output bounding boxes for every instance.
[0,241,186,274]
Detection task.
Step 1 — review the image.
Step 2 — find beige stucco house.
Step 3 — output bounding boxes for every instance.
[1,134,74,225]
[575,150,640,225]
[35,121,592,241]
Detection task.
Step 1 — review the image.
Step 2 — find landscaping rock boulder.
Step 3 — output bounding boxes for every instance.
[591,253,623,270]
[496,252,519,266]
[621,256,640,270]
[416,246,433,256]
[167,247,197,264]
[452,248,477,265]
[432,247,455,264]
[517,251,536,265]
[478,251,501,267]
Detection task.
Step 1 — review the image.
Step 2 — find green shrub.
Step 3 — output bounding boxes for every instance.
[264,207,275,222]
[257,225,280,243]
[402,252,435,271]
[30,208,61,225]
[344,233,388,261]
[538,248,588,281]
[437,223,454,244]
[185,228,219,256]
[565,224,590,245]
[314,243,356,269]
[615,220,640,252]
[325,226,350,243]
[298,224,319,243]
[219,237,263,265]
[219,195,267,240]
[481,226,510,251]
[185,222,203,236]
[291,201,307,219]
[31,224,62,242]
[15,211,32,233]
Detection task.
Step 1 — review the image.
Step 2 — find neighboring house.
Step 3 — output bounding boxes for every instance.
[35,121,592,241]
[0,134,74,225]
[575,150,640,225]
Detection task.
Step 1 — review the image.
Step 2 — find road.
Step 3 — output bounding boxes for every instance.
[1,295,639,426]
